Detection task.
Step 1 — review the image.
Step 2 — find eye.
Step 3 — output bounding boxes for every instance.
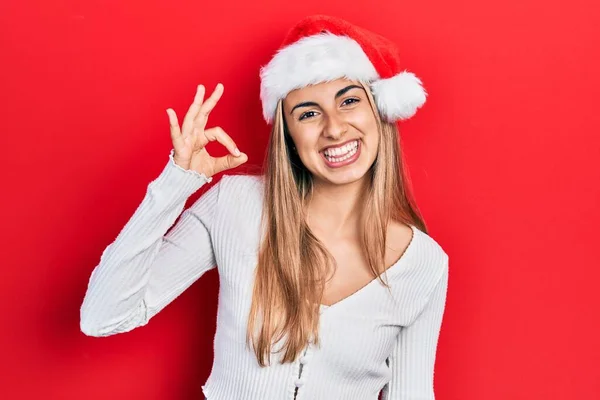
[341,97,360,106]
[299,110,318,121]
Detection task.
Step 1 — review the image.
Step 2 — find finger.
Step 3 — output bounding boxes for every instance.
[203,126,241,157]
[212,152,248,174]
[182,85,206,136]
[195,83,224,131]
[166,108,182,141]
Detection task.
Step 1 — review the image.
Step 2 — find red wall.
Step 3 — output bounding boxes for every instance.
[1,0,599,399]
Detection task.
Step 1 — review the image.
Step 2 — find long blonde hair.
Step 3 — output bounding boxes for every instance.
[246,81,427,366]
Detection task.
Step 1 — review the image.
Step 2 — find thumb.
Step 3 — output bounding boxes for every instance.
[213,152,248,174]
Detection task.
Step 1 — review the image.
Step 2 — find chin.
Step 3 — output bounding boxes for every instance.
[328,169,370,185]
[313,159,373,186]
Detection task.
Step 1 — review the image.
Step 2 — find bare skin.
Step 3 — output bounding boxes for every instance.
[314,219,414,307]
[283,78,414,306]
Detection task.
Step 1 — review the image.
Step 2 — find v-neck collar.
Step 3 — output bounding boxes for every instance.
[319,224,418,312]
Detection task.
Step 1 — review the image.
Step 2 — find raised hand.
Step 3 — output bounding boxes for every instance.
[166,83,248,178]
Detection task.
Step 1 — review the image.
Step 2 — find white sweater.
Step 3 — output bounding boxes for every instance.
[80,150,450,400]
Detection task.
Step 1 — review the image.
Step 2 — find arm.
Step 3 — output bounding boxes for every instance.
[382,258,449,400]
[80,150,220,337]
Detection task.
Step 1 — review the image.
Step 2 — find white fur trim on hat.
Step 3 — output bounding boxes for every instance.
[260,33,378,124]
[259,32,426,124]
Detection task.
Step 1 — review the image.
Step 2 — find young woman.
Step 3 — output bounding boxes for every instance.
[80,15,449,400]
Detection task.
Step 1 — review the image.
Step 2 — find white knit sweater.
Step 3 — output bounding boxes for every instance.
[80,150,449,400]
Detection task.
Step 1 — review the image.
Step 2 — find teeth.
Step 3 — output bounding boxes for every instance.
[323,140,358,157]
[324,142,359,163]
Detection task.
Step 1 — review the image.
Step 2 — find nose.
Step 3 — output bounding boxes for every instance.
[322,112,347,140]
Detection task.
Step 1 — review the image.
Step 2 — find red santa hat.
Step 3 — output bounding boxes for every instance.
[259,15,427,124]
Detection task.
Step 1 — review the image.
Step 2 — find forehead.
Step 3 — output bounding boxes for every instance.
[284,78,362,103]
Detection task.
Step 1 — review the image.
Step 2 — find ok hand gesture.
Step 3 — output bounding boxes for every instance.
[166,83,247,178]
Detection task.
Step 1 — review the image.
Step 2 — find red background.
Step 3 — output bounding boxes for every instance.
[1,0,599,399]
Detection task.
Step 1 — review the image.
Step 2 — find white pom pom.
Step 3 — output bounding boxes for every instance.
[370,71,427,121]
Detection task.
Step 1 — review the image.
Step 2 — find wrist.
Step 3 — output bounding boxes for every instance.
[172,154,191,171]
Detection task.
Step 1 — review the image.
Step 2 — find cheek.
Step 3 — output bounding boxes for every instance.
[353,110,379,141]
[354,110,380,154]
[289,126,320,150]
[363,132,380,160]
[350,104,378,128]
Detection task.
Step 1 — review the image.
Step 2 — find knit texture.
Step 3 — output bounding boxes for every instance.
[80,150,449,400]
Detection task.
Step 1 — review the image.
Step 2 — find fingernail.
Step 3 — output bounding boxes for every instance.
[234,148,241,156]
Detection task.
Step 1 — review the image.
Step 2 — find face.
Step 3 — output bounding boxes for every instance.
[282,78,380,187]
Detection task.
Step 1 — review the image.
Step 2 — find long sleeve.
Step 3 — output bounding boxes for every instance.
[382,258,449,400]
[80,150,220,337]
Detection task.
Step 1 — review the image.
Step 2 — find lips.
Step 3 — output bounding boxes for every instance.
[320,140,362,168]
[321,139,360,158]
[320,139,359,154]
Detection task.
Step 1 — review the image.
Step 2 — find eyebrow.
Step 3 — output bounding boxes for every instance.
[289,84,364,115]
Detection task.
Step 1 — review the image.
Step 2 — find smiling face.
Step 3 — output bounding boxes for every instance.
[282,78,380,187]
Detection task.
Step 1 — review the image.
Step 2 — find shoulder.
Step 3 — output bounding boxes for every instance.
[411,224,449,295]
[410,224,449,265]
[220,173,264,185]
[211,174,265,221]
[388,222,449,268]
[387,223,449,324]
[388,223,449,296]
[385,221,415,267]
[217,173,265,199]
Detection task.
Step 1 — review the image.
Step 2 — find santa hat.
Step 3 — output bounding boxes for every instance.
[259,15,427,124]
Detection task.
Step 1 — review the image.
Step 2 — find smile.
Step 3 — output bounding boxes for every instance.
[320,139,361,168]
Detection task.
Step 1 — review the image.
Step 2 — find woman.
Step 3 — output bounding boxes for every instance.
[80,15,449,400]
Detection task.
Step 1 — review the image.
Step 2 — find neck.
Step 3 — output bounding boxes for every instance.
[307,176,370,239]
